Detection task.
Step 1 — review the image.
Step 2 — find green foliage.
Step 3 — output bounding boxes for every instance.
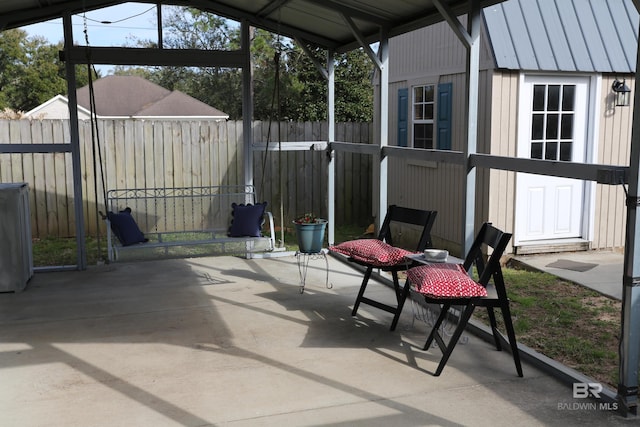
[0,29,97,112]
[121,6,373,121]
[32,236,102,266]
[2,6,372,121]
[269,42,374,122]
[335,49,374,122]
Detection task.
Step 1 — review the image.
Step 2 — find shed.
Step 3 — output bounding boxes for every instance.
[382,0,637,255]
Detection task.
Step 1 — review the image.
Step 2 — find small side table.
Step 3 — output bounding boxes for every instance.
[295,249,331,294]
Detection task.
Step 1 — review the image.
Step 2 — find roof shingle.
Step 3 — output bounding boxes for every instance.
[74,75,227,119]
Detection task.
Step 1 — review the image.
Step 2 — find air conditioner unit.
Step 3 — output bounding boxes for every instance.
[0,183,33,292]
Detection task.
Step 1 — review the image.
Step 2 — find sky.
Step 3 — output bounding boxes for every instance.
[21,2,161,74]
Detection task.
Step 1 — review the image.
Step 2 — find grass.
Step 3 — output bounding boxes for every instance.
[32,236,103,266]
[32,226,622,390]
[474,262,621,389]
[32,223,369,266]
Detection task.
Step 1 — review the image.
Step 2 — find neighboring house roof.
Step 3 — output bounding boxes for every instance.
[26,75,229,120]
[134,90,227,119]
[76,75,170,117]
[483,0,639,73]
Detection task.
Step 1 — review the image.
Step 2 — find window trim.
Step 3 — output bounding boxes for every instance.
[411,84,435,149]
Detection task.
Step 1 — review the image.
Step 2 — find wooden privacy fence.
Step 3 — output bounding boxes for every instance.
[0,119,372,238]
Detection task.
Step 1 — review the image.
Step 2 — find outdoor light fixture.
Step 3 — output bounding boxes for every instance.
[612,79,631,107]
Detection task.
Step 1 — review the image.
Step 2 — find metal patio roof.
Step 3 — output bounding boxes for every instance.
[1,0,505,52]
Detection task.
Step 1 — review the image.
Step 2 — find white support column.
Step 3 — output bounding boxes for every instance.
[241,21,253,188]
[63,13,86,270]
[327,49,336,246]
[377,30,390,233]
[618,16,640,415]
[462,0,481,255]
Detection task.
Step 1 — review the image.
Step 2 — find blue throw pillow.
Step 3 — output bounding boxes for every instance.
[107,208,148,246]
[228,202,267,237]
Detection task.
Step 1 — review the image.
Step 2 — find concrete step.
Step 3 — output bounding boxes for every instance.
[514,239,590,255]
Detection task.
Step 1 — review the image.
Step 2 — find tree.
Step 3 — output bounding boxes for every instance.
[113,6,374,122]
[335,48,374,122]
[285,44,374,122]
[124,7,245,119]
[0,29,97,112]
[250,32,374,122]
[286,44,328,121]
[251,29,298,121]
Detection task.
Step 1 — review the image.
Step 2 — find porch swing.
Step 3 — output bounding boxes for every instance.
[80,22,277,262]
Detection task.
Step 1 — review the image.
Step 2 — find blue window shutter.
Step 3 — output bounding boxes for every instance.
[437,83,452,150]
[397,88,408,147]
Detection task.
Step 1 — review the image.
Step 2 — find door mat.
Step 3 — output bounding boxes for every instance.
[545,259,598,272]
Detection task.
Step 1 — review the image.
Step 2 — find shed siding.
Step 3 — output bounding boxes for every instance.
[388,17,495,82]
[387,71,494,256]
[487,71,520,252]
[593,75,634,250]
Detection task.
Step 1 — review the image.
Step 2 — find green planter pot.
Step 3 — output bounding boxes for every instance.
[293,220,327,253]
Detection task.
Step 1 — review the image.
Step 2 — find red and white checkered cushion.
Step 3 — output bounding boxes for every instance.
[329,239,416,267]
[407,263,488,298]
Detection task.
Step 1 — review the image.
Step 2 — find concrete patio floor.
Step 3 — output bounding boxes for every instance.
[0,254,634,426]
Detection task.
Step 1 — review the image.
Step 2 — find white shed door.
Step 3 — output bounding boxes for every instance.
[515,76,588,244]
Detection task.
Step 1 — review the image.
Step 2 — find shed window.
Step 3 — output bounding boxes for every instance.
[413,85,435,149]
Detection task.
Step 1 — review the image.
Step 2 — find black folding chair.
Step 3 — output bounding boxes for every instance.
[412,222,522,377]
[338,205,437,331]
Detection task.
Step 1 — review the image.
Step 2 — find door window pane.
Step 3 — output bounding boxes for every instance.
[545,141,558,160]
[562,86,575,111]
[561,114,573,139]
[560,142,572,161]
[532,114,544,140]
[547,85,560,111]
[531,142,543,159]
[529,82,576,163]
[533,85,545,111]
[546,114,558,139]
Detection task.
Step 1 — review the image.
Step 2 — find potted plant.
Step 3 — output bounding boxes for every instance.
[293,213,328,253]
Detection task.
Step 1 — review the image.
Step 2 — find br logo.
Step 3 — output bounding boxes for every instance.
[573,382,603,399]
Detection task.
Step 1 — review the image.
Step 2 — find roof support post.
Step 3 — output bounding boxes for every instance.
[462,0,481,255]
[618,16,640,416]
[327,49,336,246]
[241,20,253,188]
[376,29,390,233]
[62,12,86,270]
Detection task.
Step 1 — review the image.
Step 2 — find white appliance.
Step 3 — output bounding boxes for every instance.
[0,183,33,292]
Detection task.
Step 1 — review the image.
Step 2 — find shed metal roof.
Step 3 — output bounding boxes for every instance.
[483,0,639,73]
[1,0,506,53]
